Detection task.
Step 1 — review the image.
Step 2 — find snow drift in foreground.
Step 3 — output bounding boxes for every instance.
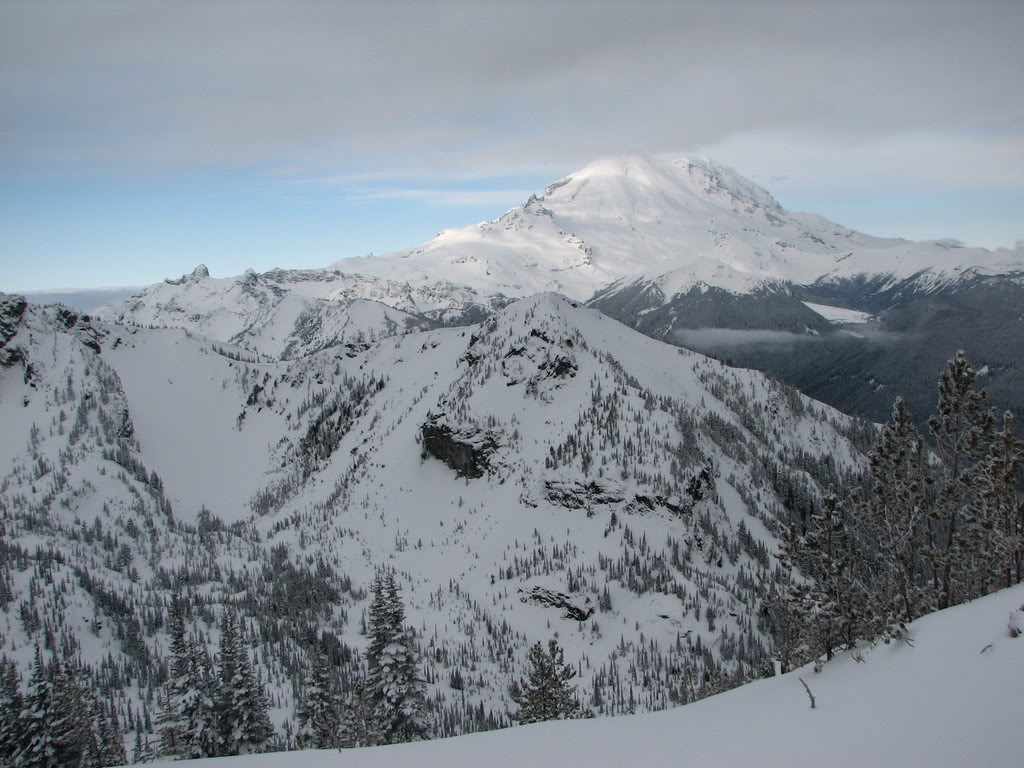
[147,583,1024,768]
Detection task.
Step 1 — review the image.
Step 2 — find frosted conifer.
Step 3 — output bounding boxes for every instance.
[295,650,342,749]
[512,639,580,724]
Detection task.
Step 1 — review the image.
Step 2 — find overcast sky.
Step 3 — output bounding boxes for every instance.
[2,0,1022,290]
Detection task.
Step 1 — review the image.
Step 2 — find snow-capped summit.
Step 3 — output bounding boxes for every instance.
[342,154,1022,303]
[97,154,1023,379]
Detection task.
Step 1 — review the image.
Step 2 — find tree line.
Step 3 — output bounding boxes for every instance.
[772,352,1023,670]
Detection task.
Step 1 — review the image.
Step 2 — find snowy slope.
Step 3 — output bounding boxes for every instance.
[1,291,873,751]
[144,582,1024,768]
[801,301,874,324]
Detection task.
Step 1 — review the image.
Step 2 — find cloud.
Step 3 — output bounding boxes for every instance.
[1,0,1022,190]
[698,131,1024,193]
[348,187,538,208]
[673,328,825,348]
[674,325,908,349]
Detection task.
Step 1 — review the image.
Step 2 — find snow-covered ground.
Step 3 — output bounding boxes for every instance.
[145,582,1024,768]
[801,301,874,324]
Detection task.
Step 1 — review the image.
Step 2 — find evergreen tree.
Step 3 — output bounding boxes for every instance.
[795,488,863,661]
[15,650,58,768]
[369,623,429,744]
[93,702,126,768]
[240,661,275,755]
[0,661,23,767]
[216,612,274,756]
[768,528,805,673]
[927,352,996,609]
[971,412,1024,592]
[346,569,428,746]
[156,597,189,759]
[156,595,219,760]
[181,633,219,759]
[511,639,580,724]
[50,661,98,767]
[855,396,934,637]
[295,650,341,749]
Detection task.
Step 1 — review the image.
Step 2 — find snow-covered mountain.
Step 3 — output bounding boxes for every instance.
[1,289,873,753]
[349,154,1022,300]
[148,581,1024,768]
[99,155,1023,359]
[92,155,1024,424]
[95,265,506,360]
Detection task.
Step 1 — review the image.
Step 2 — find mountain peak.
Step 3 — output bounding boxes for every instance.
[542,154,783,215]
[191,264,210,279]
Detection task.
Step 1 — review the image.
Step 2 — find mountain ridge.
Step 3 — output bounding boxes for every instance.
[0,287,873,750]
[84,155,1024,424]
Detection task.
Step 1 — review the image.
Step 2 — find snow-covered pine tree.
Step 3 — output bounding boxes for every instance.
[93,701,127,768]
[215,610,245,755]
[347,569,428,746]
[927,351,996,609]
[15,649,58,768]
[971,412,1024,593]
[182,629,220,759]
[365,570,392,670]
[370,623,429,744]
[855,396,934,638]
[156,595,219,760]
[769,525,807,673]
[799,488,863,660]
[295,650,342,749]
[215,612,274,755]
[50,661,99,767]
[0,661,23,767]
[339,682,375,749]
[511,639,581,724]
[240,658,276,754]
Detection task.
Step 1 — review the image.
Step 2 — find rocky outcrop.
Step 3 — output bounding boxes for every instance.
[421,414,499,478]
[519,586,594,622]
[0,294,28,348]
[0,294,28,369]
[501,327,578,401]
[164,263,210,285]
[543,479,690,517]
[544,479,625,509]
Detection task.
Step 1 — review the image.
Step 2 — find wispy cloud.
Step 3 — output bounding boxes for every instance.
[673,328,824,348]
[674,326,908,349]
[347,187,537,207]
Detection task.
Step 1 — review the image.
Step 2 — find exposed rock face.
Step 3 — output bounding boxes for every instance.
[500,326,578,402]
[421,414,499,478]
[543,479,625,510]
[164,263,210,285]
[0,294,28,348]
[543,478,693,517]
[519,586,594,622]
[0,294,28,369]
[56,306,79,328]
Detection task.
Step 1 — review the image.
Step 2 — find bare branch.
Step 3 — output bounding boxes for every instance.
[798,677,816,709]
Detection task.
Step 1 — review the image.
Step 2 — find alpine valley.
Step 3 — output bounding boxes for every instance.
[1,155,1022,762]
